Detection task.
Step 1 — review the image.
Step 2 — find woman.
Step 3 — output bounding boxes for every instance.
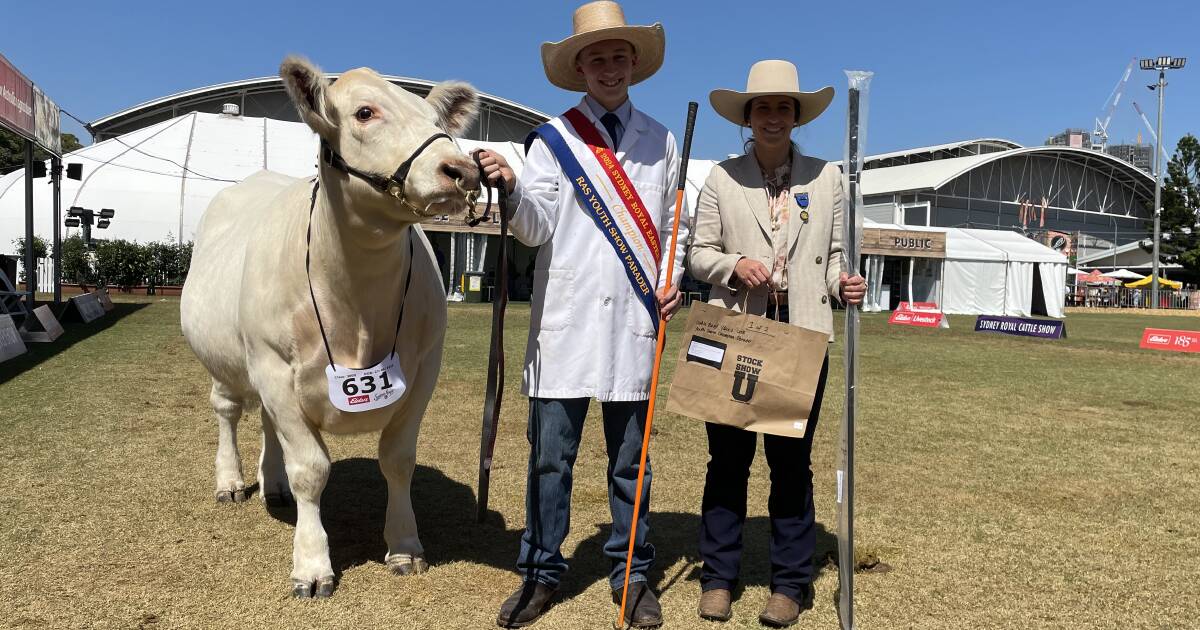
[687,59,866,627]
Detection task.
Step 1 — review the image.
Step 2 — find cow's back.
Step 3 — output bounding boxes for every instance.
[181,170,301,394]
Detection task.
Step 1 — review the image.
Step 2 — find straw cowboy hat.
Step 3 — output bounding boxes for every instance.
[710,60,834,127]
[541,1,665,92]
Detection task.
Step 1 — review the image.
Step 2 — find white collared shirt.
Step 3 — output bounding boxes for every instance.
[583,94,632,149]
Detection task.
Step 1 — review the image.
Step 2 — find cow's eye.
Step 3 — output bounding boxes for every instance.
[355,107,374,122]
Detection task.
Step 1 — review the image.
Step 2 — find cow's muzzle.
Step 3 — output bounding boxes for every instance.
[320,134,477,216]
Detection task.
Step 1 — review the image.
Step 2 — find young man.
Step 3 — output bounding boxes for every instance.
[477,2,686,627]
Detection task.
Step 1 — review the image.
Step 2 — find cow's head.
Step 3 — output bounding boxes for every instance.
[281,56,480,222]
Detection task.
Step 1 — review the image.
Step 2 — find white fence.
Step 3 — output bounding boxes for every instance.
[1070,285,1200,310]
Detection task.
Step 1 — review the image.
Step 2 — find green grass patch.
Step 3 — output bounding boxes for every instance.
[1,299,1197,628]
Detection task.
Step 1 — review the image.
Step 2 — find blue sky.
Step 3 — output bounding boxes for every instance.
[5,0,1198,162]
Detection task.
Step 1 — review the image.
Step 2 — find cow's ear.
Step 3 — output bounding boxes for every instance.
[280,55,336,137]
[426,81,479,136]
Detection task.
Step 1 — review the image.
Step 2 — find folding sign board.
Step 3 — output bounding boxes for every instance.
[888,302,946,328]
[1139,328,1200,354]
[62,292,105,323]
[94,288,114,311]
[19,305,64,343]
[0,314,28,363]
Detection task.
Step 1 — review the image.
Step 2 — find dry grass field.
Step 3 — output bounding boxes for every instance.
[1,298,1197,629]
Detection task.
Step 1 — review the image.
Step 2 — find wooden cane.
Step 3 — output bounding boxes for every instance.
[616,102,698,628]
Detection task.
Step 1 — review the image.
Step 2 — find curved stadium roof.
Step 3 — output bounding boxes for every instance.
[88,74,550,144]
[863,145,1155,219]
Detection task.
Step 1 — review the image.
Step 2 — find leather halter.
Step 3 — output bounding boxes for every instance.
[320,133,456,212]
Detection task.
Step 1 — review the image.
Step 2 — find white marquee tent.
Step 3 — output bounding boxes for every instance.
[863,220,1068,318]
[0,110,718,256]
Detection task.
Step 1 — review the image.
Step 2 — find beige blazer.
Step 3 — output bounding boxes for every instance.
[687,149,845,337]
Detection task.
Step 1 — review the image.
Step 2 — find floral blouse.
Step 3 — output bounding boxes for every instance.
[763,161,792,291]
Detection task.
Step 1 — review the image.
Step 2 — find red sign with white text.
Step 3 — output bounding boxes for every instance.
[889,302,944,328]
[1139,328,1200,353]
[0,53,34,139]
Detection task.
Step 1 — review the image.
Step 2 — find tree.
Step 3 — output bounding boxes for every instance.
[1147,134,1200,275]
[11,235,49,283]
[0,128,84,174]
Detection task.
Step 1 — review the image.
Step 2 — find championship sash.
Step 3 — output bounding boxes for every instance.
[560,109,662,264]
[527,113,661,330]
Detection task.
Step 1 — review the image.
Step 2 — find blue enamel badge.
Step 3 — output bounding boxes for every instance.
[795,192,809,209]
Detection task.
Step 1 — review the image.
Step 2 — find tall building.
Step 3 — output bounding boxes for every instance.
[1045,128,1092,149]
[1105,143,1153,174]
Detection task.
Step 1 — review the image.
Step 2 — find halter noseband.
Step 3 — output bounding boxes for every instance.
[320,133,459,212]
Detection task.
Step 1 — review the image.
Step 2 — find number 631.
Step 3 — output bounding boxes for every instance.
[341,372,394,396]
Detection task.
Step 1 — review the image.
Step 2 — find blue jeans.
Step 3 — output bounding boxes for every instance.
[517,397,654,590]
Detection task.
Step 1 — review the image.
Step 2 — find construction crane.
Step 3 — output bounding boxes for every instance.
[1131,100,1171,168]
[1092,58,1136,152]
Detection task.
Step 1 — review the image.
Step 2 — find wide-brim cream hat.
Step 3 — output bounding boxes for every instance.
[710,60,834,127]
[541,1,665,92]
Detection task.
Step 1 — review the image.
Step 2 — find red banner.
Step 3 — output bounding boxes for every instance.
[0,53,34,139]
[1139,328,1200,353]
[561,108,661,264]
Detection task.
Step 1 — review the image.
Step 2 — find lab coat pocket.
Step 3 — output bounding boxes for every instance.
[626,292,658,338]
[532,269,574,332]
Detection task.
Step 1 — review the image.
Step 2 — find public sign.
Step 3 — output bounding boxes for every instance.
[0,53,34,140]
[69,292,106,323]
[974,315,1066,339]
[0,314,28,363]
[861,228,947,258]
[888,302,944,327]
[1139,328,1200,354]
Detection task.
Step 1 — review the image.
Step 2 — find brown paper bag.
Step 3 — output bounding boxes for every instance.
[666,302,830,437]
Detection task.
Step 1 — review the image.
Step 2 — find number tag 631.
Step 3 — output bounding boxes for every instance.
[325,351,407,412]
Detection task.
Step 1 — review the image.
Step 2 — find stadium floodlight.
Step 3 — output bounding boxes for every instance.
[1140,55,1187,308]
[97,219,111,229]
[99,208,115,219]
[67,206,84,217]
[65,218,81,227]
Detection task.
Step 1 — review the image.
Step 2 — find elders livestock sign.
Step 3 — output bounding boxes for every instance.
[1139,328,1200,353]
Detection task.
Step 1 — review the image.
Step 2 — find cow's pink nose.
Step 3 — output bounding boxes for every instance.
[441,158,479,190]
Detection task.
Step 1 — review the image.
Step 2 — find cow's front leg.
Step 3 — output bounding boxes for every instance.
[257,407,293,507]
[270,406,335,598]
[379,411,427,576]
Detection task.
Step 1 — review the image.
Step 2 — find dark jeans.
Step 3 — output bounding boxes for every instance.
[517,397,654,590]
[699,352,829,602]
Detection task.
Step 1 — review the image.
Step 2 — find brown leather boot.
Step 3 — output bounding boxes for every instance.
[698,588,732,621]
[758,587,812,628]
[612,582,663,628]
[496,581,557,628]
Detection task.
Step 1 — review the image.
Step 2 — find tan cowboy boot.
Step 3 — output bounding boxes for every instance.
[698,588,732,621]
[759,588,812,628]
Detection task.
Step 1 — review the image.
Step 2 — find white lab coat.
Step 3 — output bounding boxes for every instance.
[508,98,688,401]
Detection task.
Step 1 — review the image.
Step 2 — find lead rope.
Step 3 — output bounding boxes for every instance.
[305,179,415,372]
[474,151,509,522]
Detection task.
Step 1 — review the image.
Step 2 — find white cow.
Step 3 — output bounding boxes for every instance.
[180,56,479,598]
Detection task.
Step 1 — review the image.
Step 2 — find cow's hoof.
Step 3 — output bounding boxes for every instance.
[292,576,336,599]
[387,555,429,576]
[265,491,294,507]
[216,489,248,503]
